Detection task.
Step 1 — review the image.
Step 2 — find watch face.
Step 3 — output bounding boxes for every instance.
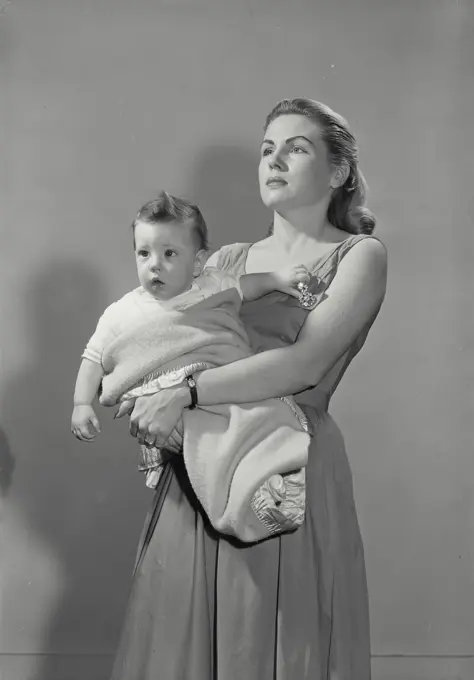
[188,377,196,388]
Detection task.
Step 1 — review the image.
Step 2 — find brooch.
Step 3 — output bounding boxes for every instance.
[297,281,319,309]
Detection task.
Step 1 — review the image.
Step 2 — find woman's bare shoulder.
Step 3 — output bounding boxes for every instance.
[331,235,387,299]
[344,235,387,269]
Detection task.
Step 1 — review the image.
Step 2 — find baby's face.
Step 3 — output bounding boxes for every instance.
[134,220,201,300]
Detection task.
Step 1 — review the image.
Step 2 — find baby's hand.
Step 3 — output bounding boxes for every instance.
[272,265,311,298]
[71,405,101,442]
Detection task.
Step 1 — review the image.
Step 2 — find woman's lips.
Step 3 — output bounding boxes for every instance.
[266,177,287,186]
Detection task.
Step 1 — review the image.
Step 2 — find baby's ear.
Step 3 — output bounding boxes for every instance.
[193,249,208,277]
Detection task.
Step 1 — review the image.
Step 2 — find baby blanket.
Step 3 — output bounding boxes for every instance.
[100,288,310,543]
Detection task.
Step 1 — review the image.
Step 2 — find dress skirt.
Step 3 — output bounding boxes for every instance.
[110,406,371,680]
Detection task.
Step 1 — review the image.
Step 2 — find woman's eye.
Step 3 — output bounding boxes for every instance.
[262,147,273,157]
[165,250,177,257]
[291,146,307,154]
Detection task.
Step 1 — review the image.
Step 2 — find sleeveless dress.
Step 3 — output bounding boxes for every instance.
[111,235,378,680]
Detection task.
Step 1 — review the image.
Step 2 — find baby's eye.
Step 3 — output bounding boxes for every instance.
[165,249,177,257]
[137,250,148,257]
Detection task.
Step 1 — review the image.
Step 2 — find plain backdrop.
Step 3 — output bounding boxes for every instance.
[1,1,473,679]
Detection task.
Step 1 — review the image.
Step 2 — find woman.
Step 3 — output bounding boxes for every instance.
[112,98,387,680]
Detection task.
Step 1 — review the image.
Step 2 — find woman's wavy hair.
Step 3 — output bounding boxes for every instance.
[264,98,376,235]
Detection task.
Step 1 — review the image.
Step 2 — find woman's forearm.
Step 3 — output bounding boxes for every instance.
[195,344,315,406]
[239,272,278,302]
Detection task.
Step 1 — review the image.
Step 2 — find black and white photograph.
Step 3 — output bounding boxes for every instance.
[1,1,472,679]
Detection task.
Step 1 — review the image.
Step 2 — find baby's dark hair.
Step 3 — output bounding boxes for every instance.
[131,191,209,251]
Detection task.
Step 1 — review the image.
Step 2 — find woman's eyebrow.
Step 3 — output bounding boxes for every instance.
[286,135,314,146]
[261,135,314,148]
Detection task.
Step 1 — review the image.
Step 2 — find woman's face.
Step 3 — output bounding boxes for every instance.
[259,114,335,213]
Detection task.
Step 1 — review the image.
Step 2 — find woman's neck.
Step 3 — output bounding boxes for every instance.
[272,206,343,254]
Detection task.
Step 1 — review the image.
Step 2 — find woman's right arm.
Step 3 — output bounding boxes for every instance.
[124,238,387,447]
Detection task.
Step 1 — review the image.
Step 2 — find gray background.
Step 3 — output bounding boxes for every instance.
[1,1,473,679]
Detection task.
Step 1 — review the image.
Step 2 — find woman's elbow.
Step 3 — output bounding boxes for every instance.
[290,353,325,393]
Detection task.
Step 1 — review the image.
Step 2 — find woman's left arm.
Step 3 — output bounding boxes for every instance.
[197,238,387,401]
[120,239,387,445]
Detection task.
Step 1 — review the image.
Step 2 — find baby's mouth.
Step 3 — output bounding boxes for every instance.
[150,276,164,286]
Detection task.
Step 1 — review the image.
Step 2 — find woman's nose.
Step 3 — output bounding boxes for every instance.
[268,149,285,171]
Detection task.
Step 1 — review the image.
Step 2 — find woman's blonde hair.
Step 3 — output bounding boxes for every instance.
[264,98,376,235]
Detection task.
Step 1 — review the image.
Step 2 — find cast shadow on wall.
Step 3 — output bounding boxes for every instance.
[2,143,270,680]
[0,260,142,680]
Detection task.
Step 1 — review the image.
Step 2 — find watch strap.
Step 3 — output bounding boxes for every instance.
[186,375,198,410]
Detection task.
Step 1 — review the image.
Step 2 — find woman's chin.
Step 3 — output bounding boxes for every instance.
[261,192,288,211]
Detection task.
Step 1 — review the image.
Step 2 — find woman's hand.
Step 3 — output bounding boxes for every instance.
[115,386,190,448]
[272,264,311,298]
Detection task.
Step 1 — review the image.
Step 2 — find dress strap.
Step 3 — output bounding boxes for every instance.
[309,234,384,279]
[336,233,381,259]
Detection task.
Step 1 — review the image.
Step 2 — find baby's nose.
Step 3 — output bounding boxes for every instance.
[149,256,161,271]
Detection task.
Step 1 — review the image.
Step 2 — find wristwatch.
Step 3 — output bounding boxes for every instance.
[185,374,198,410]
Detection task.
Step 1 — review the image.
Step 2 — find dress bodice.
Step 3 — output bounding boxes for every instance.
[214,235,379,413]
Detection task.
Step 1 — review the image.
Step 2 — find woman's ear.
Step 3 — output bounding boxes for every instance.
[193,249,208,277]
[330,161,350,190]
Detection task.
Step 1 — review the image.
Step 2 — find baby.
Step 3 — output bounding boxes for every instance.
[71,191,312,543]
